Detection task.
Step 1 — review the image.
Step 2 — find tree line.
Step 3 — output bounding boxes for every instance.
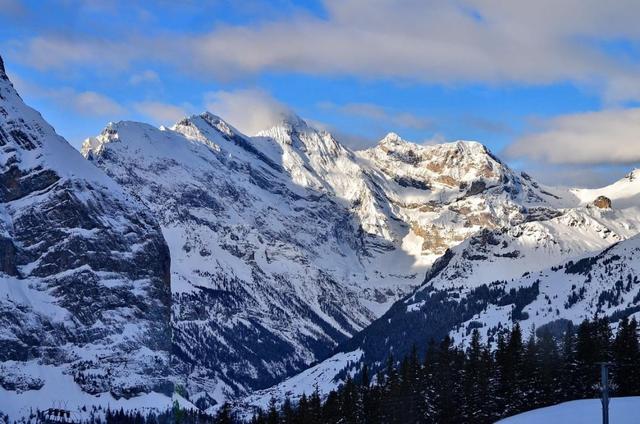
[246,316,640,424]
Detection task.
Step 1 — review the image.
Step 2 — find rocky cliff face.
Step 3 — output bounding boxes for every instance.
[0,56,172,418]
[82,115,377,407]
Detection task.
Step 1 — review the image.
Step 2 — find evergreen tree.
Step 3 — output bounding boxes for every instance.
[215,403,234,424]
[613,317,640,395]
[247,317,640,424]
[266,397,279,424]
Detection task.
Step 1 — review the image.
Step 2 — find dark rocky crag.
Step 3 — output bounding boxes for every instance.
[0,55,172,409]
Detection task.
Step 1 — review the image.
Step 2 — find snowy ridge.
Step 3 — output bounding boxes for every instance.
[570,169,640,208]
[233,350,363,419]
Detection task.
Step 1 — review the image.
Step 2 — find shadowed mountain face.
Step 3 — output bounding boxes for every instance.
[0,56,172,415]
[83,104,566,407]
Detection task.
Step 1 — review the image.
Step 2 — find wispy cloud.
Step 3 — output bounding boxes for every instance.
[204,88,291,135]
[506,108,640,165]
[129,70,160,85]
[12,74,125,117]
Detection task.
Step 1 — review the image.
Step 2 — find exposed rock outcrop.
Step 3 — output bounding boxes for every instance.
[594,195,612,209]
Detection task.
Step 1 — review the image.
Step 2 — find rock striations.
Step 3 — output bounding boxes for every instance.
[0,56,172,418]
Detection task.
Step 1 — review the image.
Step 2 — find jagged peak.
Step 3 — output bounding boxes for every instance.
[373,136,493,159]
[0,55,5,76]
[81,120,161,158]
[278,113,309,130]
[172,111,243,140]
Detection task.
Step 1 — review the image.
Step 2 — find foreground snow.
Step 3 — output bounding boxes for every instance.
[498,397,640,424]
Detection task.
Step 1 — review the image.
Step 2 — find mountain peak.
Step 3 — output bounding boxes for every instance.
[276,112,309,132]
[0,55,5,77]
[378,132,404,146]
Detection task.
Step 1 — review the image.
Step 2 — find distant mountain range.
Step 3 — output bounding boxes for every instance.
[2,54,640,418]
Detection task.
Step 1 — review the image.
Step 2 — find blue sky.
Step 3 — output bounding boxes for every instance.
[3,0,640,186]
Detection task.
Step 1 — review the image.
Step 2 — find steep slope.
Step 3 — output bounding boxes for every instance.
[242,177,640,409]
[82,115,378,407]
[0,56,172,418]
[83,113,564,407]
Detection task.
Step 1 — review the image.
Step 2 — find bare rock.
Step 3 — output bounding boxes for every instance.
[593,195,612,209]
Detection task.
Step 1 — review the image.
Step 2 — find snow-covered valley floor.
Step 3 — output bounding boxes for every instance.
[498,397,640,424]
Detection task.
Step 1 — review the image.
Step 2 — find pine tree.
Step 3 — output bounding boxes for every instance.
[613,317,640,395]
[560,321,577,401]
[463,329,484,421]
[537,329,561,405]
[266,397,279,424]
[215,403,235,424]
[282,397,295,424]
[296,393,311,424]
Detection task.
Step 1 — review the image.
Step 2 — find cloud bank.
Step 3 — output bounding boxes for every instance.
[12,0,640,101]
[507,108,640,165]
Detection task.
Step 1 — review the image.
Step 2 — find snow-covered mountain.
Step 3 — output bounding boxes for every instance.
[240,172,640,411]
[81,110,565,407]
[0,56,173,418]
[5,49,640,417]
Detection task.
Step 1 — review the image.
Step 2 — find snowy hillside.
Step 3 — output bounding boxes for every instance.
[0,56,173,419]
[571,170,640,209]
[498,397,640,424]
[81,108,567,407]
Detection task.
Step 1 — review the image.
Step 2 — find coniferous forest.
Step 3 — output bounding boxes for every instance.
[24,316,637,424]
[245,316,640,424]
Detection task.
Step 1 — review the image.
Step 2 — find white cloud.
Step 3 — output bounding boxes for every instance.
[12,75,125,117]
[11,0,640,101]
[178,0,640,101]
[203,89,291,135]
[133,101,188,125]
[506,108,640,165]
[68,90,125,116]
